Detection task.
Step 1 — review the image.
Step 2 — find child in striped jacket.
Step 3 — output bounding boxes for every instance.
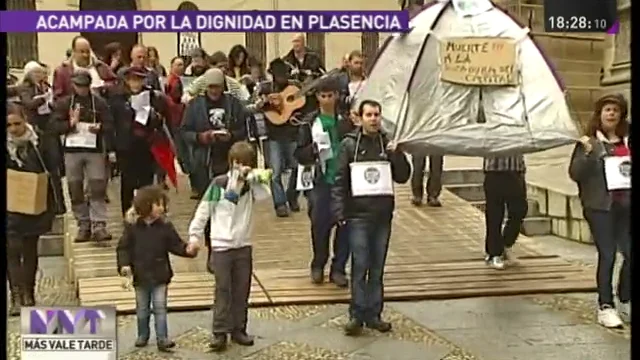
[187,141,271,352]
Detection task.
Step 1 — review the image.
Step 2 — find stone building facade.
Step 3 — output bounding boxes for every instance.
[7,0,397,72]
[601,0,631,113]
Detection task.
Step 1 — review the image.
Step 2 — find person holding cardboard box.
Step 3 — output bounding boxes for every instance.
[7,101,63,316]
[49,70,115,244]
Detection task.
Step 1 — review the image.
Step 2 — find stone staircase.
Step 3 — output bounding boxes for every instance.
[39,215,65,257]
[436,169,552,237]
[500,0,605,128]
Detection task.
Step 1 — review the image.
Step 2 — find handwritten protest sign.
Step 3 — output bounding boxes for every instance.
[439,37,517,86]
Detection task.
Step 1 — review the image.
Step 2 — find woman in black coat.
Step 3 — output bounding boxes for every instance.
[6,101,62,316]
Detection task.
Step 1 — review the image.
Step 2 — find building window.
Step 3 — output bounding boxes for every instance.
[245,33,266,64]
[7,0,38,68]
[176,1,201,62]
[361,32,380,72]
[305,33,326,68]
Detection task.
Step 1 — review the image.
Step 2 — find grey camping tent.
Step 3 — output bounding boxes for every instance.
[357,0,580,156]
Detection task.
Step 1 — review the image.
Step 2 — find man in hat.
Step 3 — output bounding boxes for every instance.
[52,36,117,100]
[180,67,249,195]
[49,70,114,243]
[251,58,304,217]
[109,66,175,215]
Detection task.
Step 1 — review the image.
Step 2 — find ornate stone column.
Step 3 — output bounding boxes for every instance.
[601,0,631,108]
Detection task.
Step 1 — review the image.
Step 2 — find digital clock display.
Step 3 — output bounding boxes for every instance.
[544,0,617,33]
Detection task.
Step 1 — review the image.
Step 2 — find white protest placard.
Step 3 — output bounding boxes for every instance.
[65,123,97,149]
[439,37,517,86]
[604,156,631,190]
[349,161,394,197]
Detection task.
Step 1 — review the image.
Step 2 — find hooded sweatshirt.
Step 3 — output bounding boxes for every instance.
[188,168,271,251]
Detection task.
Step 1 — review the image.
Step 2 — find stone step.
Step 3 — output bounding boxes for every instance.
[560,71,601,88]
[38,234,64,257]
[48,215,66,235]
[521,217,552,236]
[469,199,541,218]
[444,183,485,202]
[75,266,118,279]
[427,169,485,186]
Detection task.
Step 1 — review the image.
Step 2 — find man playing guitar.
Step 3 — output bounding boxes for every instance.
[251,58,309,217]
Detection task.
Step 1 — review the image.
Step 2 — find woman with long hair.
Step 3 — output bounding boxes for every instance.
[103,42,125,74]
[6,101,62,315]
[147,46,167,77]
[18,61,67,215]
[568,93,631,329]
[227,44,250,79]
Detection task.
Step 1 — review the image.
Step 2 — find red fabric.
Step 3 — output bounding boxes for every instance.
[612,142,630,157]
[164,74,184,129]
[150,135,178,188]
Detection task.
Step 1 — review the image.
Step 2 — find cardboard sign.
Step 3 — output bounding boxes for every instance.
[7,170,48,215]
[439,37,517,86]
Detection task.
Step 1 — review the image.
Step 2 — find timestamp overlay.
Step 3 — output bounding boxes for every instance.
[544,0,618,33]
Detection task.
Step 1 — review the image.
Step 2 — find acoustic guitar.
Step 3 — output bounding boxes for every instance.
[263,85,306,125]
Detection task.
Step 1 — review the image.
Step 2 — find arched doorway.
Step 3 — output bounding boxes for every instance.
[177,1,202,64]
[80,0,138,64]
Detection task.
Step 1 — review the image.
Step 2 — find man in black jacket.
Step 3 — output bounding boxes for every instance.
[294,78,354,288]
[252,58,304,217]
[282,33,326,83]
[331,99,410,336]
[108,67,173,216]
[180,68,249,196]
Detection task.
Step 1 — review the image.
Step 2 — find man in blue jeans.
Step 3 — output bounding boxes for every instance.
[331,99,410,336]
[252,58,306,216]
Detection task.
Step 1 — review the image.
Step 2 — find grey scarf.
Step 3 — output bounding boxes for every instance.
[7,123,38,167]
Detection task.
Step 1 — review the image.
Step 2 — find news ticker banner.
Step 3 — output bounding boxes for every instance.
[0,11,409,33]
[21,306,117,360]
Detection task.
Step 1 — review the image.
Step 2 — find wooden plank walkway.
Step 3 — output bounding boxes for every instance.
[70,174,596,313]
[79,256,594,313]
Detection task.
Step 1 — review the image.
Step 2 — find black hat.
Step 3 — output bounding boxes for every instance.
[123,66,147,78]
[71,70,92,86]
[268,58,290,75]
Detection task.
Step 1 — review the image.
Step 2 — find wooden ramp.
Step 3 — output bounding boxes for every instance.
[78,256,595,314]
[79,273,270,313]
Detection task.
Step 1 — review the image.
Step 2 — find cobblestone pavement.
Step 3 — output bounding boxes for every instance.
[7,256,630,360]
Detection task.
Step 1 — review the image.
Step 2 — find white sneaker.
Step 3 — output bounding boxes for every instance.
[618,302,631,323]
[503,247,518,265]
[597,305,624,328]
[488,256,505,270]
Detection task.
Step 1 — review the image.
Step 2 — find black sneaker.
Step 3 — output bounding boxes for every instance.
[231,331,255,346]
[134,337,148,347]
[329,273,349,288]
[275,205,289,218]
[366,319,392,333]
[157,339,175,353]
[288,200,301,212]
[310,269,324,284]
[344,319,363,336]
[209,333,227,352]
[410,196,423,207]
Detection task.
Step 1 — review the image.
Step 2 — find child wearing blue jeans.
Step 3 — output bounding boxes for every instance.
[116,185,197,352]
